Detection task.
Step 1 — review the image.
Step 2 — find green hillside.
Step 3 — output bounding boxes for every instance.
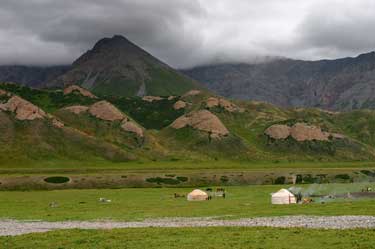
[1,83,375,167]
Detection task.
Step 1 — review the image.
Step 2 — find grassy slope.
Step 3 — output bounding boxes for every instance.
[2,83,375,167]
[0,184,374,221]
[2,227,374,249]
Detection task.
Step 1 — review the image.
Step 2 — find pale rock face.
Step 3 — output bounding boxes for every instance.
[290,123,330,142]
[264,125,291,139]
[171,110,229,138]
[63,105,89,114]
[206,97,244,112]
[4,96,46,120]
[121,120,144,137]
[52,119,64,128]
[0,89,7,96]
[142,96,163,102]
[63,85,97,99]
[182,90,201,98]
[265,122,345,142]
[173,100,187,110]
[89,101,125,121]
[168,96,176,100]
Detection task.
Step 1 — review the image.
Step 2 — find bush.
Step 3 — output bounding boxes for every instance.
[44,176,70,184]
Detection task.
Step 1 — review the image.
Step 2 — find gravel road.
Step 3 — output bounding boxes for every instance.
[1,216,375,236]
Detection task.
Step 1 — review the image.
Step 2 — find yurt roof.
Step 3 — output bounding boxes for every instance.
[271,189,294,197]
[188,189,208,196]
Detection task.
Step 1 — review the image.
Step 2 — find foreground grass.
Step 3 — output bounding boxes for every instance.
[0,184,374,221]
[1,227,375,249]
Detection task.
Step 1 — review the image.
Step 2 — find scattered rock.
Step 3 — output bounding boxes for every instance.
[89,101,125,121]
[265,125,291,139]
[168,96,176,100]
[63,85,97,99]
[3,96,46,120]
[63,105,89,114]
[52,119,64,128]
[0,89,7,96]
[290,123,330,142]
[265,122,345,142]
[142,96,164,102]
[206,97,244,112]
[331,133,346,139]
[121,120,144,137]
[173,100,187,110]
[171,110,229,138]
[182,90,201,98]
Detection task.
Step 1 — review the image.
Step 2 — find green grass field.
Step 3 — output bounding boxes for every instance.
[1,227,375,249]
[0,184,374,221]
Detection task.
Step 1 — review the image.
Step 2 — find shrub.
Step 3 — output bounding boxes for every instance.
[44,176,70,184]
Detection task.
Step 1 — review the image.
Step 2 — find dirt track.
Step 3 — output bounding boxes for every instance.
[1,216,375,236]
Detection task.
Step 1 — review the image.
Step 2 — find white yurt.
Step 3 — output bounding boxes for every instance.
[187,189,208,201]
[271,189,296,204]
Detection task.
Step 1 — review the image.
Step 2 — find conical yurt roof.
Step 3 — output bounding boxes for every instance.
[188,189,208,196]
[272,189,294,197]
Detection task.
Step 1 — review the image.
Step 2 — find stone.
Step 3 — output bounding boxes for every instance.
[89,101,125,121]
[173,100,187,110]
[142,96,164,102]
[121,120,144,137]
[265,125,291,139]
[63,85,97,99]
[182,90,201,98]
[5,96,46,120]
[290,123,330,142]
[171,110,229,138]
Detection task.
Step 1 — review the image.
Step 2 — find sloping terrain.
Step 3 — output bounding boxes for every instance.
[183,51,375,110]
[48,35,200,97]
[1,83,375,166]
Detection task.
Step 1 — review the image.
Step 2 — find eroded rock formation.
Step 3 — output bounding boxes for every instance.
[171,110,229,138]
[63,85,97,99]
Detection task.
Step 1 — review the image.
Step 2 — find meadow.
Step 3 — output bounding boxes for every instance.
[0,183,374,221]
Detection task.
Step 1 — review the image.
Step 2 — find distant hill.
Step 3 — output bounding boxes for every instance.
[1,83,375,166]
[183,51,375,110]
[0,65,70,88]
[48,35,200,97]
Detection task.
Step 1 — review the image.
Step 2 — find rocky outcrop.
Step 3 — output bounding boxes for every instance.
[63,85,97,99]
[290,123,330,142]
[264,125,291,139]
[168,96,176,100]
[173,100,187,110]
[265,123,344,142]
[121,120,144,137]
[0,89,8,96]
[142,96,164,102]
[89,101,125,121]
[63,105,89,114]
[0,96,46,120]
[171,110,229,138]
[52,118,64,128]
[206,97,244,112]
[182,90,201,98]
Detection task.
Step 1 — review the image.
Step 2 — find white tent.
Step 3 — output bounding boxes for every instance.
[187,189,208,201]
[271,189,296,204]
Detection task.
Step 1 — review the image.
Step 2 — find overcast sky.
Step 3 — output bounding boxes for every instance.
[0,0,374,68]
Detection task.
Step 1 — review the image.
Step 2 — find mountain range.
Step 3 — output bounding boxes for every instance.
[183,52,375,111]
[1,35,375,111]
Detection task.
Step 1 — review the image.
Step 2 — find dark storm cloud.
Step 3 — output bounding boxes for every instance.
[0,0,374,67]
